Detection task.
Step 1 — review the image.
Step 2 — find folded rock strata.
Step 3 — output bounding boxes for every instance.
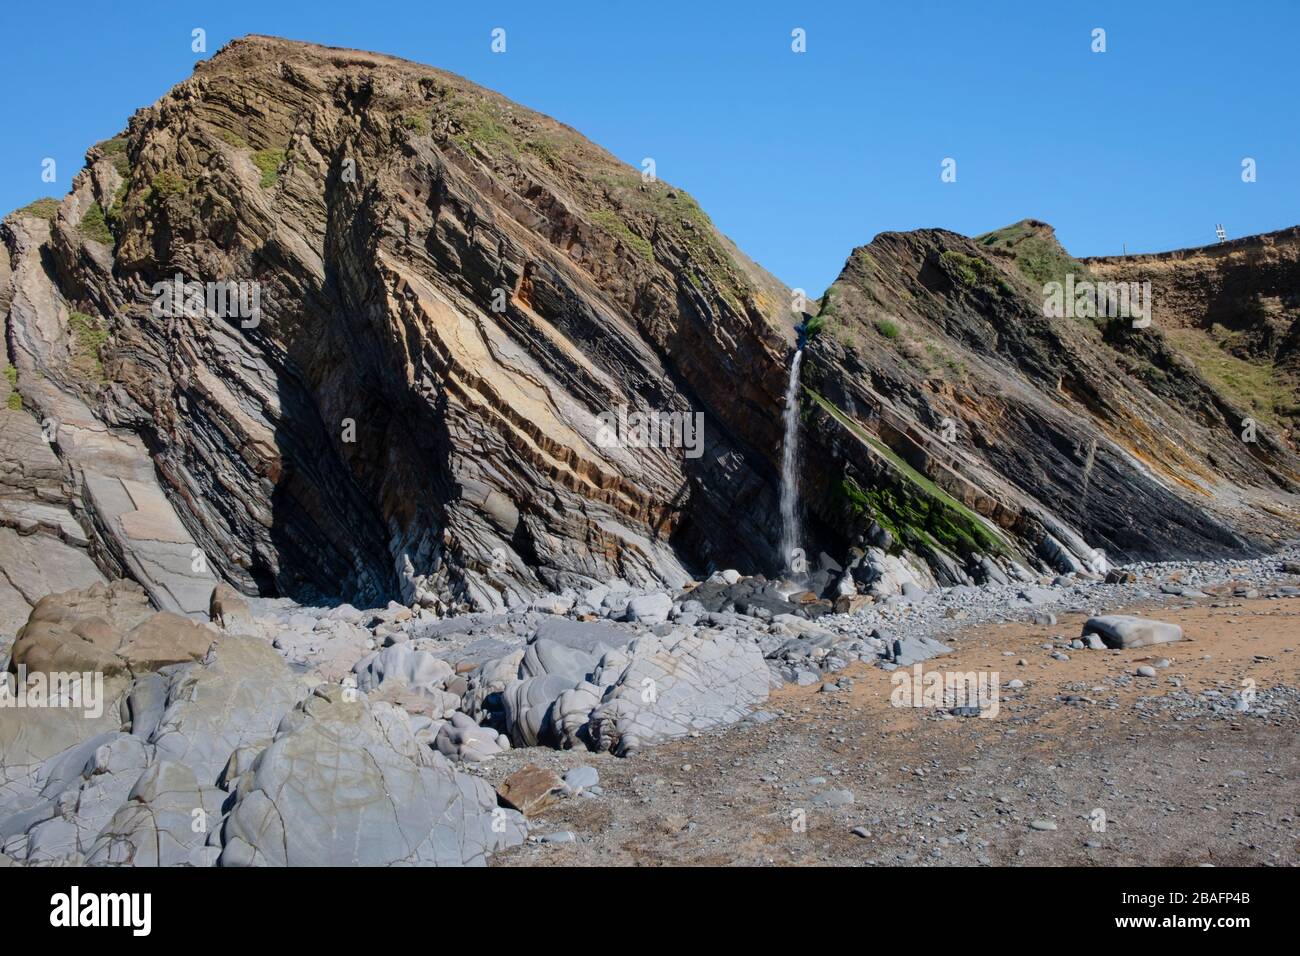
[0,37,1295,633]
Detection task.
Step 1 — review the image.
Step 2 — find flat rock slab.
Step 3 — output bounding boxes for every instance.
[1082,615,1184,650]
[498,764,566,817]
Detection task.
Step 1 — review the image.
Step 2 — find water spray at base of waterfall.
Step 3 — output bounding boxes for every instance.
[779,347,804,575]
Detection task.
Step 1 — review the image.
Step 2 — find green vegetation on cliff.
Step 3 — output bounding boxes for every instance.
[252,149,286,188]
[940,250,1013,295]
[4,364,19,410]
[15,197,59,220]
[150,171,191,200]
[807,389,1010,557]
[95,136,131,176]
[78,202,113,245]
[67,310,109,383]
[1166,327,1299,431]
[589,208,654,264]
[976,219,1085,289]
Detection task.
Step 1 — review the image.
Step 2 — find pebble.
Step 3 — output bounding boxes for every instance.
[813,789,855,807]
[563,766,599,792]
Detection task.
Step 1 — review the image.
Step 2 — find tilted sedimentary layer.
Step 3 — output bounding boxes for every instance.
[2,37,1297,624]
[2,36,795,616]
[800,221,1298,580]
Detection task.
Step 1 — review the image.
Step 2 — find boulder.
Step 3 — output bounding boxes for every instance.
[835,594,873,615]
[497,764,566,817]
[564,766,599,792]
[502,674,575,747]
[434,712,509,763]
[8,581,153,677]
[624,592,673,626]
[117,613,215,671]
[208,584,255,634]
[85,761,226,866]
[218,684,525,866]
[1081,615,1184,650]
[148,636,306,784]
[588,631,768,756]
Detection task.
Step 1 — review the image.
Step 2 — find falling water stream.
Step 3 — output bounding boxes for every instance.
[779,347,804,573]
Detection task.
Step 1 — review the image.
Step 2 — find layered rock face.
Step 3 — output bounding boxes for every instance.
[2,35,794,616]
[0,36,1298,869]
[797,221,1299,578]
[2,37,1297,622]
[1085,226,1300,444]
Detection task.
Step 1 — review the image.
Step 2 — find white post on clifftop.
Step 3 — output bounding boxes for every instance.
[1215,224,1228,243]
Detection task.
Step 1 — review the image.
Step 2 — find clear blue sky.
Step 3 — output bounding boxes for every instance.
[2,0,1296,293]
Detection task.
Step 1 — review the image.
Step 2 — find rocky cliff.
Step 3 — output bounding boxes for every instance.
[1085,226,1299,442]
[797,220,1298,580]
[2,35,795,620]
[2,37,1297,626]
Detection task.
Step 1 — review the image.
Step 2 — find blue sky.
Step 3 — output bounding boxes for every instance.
[2,0,1296,293]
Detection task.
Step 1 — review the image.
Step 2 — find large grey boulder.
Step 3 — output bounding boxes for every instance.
[354,644,455,693]
[4,730,147,864]
[588,631,768,756]
[85,760,226,866]
[218,684,525,866]
[434,712,510,763]
[148,636,307,784]
[208,584,256,634]
[1082,615,1184,650]
[502,673,578,747]
[623,592,673,626]
[497,620,638,746]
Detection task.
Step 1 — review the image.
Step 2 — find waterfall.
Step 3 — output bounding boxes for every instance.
[779,347,804,573]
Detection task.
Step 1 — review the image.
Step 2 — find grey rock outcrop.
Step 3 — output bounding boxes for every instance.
[218,684,525,866]
[587,631,769,755]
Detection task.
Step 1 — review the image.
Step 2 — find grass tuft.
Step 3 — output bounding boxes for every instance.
[4,364,19,410]
[252,149,286,188]
[15,197,59,220]
[874,318,901,339]
[78,202,113,245]
[67,310,109,383]
[150,171,190,201]
[589,208,655,263]
[96,137,131,176]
